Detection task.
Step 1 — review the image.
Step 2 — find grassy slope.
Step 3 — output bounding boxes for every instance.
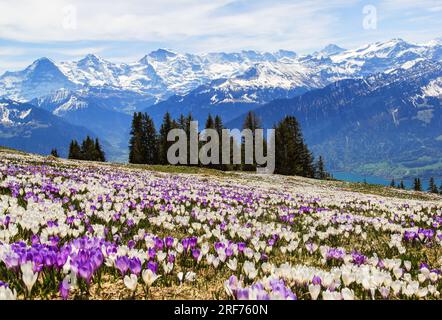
[1,145,440,201]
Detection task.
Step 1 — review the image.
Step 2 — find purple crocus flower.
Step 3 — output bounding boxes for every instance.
[165,237,174,248]
[192,249,201,260]
[237,242,246,252]
[168,254,175,263]
[129,257,142,275]
[147,261,158,274]
[312,275,322,286]
[59,279,70,300]
[236,288,250,300]
[115,256,129,275]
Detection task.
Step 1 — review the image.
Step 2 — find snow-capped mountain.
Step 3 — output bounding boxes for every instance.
[1,37,442,166]
[0,58,77,101]
[0,98,99,157]
[1,38,441,106]
[227,60,442,178]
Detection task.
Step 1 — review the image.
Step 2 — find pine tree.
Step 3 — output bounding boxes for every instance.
[390,179,396,188]
[81,136,96,161]
[158,112,174,165]
[413,178,422,192]
[129,112,144,164]
[141,113,158,164]
[94,138,106,162]
[68,140,81,160]
[315,156,328,180]
[203,114,215,168]
[242,111,261,171]
[399,181,405,189]
[214,115,225,170]
[274,116,314,177]
[428,177,438,193]
[50,148,59,158]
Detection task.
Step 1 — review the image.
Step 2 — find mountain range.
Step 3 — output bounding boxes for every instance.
[0,38,441,177]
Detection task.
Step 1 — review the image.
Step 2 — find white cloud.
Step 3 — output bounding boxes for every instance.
[0,0,357,52]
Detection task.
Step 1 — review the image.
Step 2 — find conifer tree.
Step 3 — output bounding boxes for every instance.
[141,113,158,164]
[203,114,215,168]
[315,156,328,180]
[399,181,405,189]
[274,116,314,177]
[428,177,438,193]
[129,112,145,164]
[81,136,96,161]
[50,148,59,158]
[390,179,396,188]
[214,115,225,170]
[413,178,422,192]
[68,140,81,160]
[242,111,261,171]
[159,112,174,165]
[94,138,106,162]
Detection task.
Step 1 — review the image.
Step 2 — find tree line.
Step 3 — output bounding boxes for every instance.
[128,110,331,179]
[62,136,106,162]
[390,177,442,194]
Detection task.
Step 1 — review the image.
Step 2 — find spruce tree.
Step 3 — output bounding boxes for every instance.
[399,181,405,189]
[50,148,59,158]
[214,115,225,171]
[81,136,96,161]
[390,179,396,188]
[203,114,215,168]
[413,178,422,192]
[158,112,174,165]
[428,177,438,193]
[242,111,261,171]
[141,113,158,164]
[68,140,81,160]
[94,138,106,162]
[315,156,327,180]
[129,112,144,164]
[274,116,314,177]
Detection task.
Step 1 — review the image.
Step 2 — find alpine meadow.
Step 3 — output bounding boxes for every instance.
[0,0,441,305]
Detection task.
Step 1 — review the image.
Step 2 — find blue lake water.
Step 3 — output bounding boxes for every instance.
[331,171,441,191]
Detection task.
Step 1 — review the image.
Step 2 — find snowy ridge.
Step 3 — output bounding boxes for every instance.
[0,38,441,108]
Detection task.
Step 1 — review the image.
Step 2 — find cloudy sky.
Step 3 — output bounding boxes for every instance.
[0,0,441,73]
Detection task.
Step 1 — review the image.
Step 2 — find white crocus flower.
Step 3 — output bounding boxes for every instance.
[341,288,355,300]
[0,286,17,300]
[142,269,161,287]
[21,262,38,293]
[308,284,321,300]
[185,271,196,282]
[124,274,138,292]
[226,258,237,271]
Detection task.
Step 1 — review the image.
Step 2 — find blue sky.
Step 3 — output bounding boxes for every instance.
[0,0,441,73]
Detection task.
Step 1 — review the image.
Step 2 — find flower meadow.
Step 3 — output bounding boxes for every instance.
[0,149,441,300]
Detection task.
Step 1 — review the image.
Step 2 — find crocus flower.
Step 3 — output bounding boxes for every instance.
[59,277,70,300]
[124,274,138,292]
[142,269,161,287]
[21,261,38,294]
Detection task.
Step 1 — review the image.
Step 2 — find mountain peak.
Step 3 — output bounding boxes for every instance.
[317,44,346,57]
[148,49,177,61]
[426,37,442,46]
[274,49,297,59]
[25,57,58,73]
[77,54,106,67]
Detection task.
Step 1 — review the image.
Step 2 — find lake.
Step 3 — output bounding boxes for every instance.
[331,171,441,191]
